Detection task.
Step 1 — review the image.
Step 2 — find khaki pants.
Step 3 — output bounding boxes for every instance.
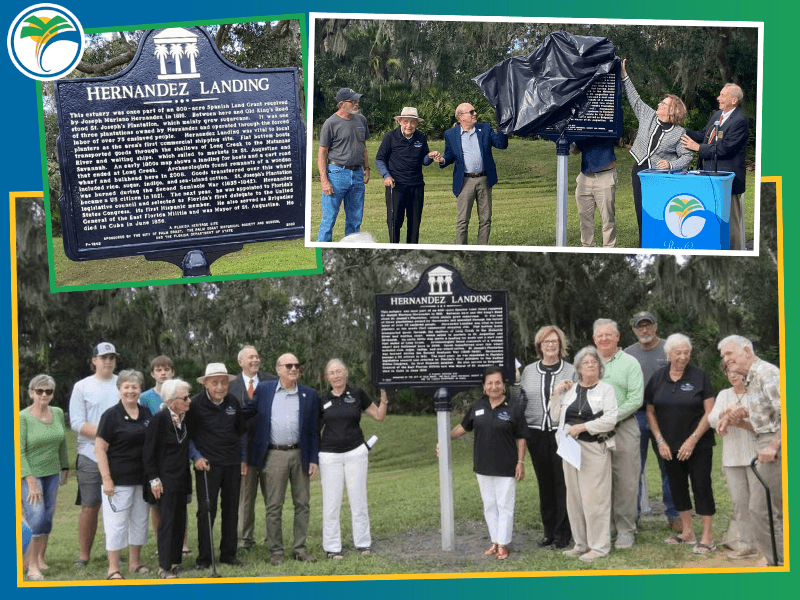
[750,434,783,565]
[564,439,612,555]
[455,176,492,245]
[610,416,640,538]
[575,168,617,247]
[730,192,745,250]
[238,465,268,548]
[264,448,310,555]
[722,465,757,552]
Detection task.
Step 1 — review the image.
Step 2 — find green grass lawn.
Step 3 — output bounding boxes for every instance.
[50,237,320,289]
[309,136,757,248]
[21,413,742,583]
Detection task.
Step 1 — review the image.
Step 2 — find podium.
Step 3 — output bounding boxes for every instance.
[638,170,735,250]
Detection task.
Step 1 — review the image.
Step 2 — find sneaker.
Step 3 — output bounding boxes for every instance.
[270,553,284,566]
[579,550,605,563]
[562,547,586,557]
[294,550,315,562]
[326,552,344,560]
[356,547,372,556]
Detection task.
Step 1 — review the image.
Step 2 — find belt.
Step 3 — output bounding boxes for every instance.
[585,166,616,175]
[463,171,486,178]
[269,444,298,451]
[328,161,362,170]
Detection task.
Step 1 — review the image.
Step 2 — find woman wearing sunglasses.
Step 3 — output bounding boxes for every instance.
[20,374,69,581]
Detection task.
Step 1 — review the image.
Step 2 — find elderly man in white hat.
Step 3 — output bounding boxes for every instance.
[185,363,247,570]
[375,106,441,243]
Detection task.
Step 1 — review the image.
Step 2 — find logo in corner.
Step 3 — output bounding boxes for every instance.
[7,4,84,81]
[664,194,706,239]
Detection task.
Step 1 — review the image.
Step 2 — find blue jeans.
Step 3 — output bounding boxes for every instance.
[317,166,365,242]
[21,474,60,535]
[635,412,678,519]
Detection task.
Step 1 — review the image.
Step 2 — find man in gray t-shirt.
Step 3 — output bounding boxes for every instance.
[624,311,679,530]
[317,88,371,242]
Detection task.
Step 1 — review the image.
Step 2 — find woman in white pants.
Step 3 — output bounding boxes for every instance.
[450,366,527,561]
[95,370,153,579]
[318,359,388,558]
[551,346,618,563]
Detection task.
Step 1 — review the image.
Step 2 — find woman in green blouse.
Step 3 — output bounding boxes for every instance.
[20,374,69,581]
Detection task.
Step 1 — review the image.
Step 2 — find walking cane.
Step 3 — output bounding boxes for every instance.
[750,457,779,566]
[389,186,396,243]
[202,468,222,578]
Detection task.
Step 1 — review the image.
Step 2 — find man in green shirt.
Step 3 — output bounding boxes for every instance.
[593,318,644,549]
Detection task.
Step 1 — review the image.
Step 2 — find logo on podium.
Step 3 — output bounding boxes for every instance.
[665,194,706,239]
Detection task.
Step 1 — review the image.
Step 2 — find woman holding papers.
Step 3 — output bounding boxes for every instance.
[551,346,618,563]
[645,334,716,555]
[449,366,527,561]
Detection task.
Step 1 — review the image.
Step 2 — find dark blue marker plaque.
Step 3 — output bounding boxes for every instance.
[372,264,513,389]
[53,27,305,267]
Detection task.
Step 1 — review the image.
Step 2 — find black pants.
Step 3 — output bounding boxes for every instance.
[156,487,187,571]
[195,464,241,565]
[385,183,424,243]
[664,446,715,515]
[527,429,571,544]
[631,162,648,247]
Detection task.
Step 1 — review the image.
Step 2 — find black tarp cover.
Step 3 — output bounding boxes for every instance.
[473,31,619,136]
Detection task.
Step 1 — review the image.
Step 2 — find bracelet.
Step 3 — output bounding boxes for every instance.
[517,460,524,464]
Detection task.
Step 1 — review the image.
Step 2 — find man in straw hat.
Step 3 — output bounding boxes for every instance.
[185,363,247,569]
[317,87,371,242]
[375,106,440,243]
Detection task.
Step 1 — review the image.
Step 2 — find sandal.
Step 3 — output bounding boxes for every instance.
[107,571,125,580]
[73,558,89,568]
[692,542,716,555]
[326,552,344,560]
[495,545,510,560]
[158,568,177,579]
[130,564,150,574]
[665,534,695,545]
[26,572,44,581]
[483,543,498,556]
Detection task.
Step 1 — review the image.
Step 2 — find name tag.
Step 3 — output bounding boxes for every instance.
[323,401,332,410]
[680,383,696,392]
[225,406,236,416]
[475,409,485,416]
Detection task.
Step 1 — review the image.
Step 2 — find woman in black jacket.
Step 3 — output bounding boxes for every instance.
[143,378,193,578]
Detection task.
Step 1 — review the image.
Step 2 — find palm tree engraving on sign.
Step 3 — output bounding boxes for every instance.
[154,27,200,79]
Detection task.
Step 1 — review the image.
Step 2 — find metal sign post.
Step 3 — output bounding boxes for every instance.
[434,388,454,551]
[555,137,569,246]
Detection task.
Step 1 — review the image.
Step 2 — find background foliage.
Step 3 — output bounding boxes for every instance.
[313,19,758,149]
[17,183,778,414]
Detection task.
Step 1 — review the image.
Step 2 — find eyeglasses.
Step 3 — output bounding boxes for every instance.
[459,109,477,117]
[634,322,655,329]
[344,100,359,104]
[541,340,560,346]
[108,497,119,513]
[33,389,54,396]
[280,363,301,370]
[175,395,190,402]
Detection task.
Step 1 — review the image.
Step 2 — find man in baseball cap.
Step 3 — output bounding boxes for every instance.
[69,341,120,567]
[624,311,679,532]
[317,88,370,242]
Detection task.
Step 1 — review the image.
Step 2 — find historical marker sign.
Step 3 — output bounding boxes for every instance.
[53,26,305,263]
[538,63,623,142]
[372,264,514,388]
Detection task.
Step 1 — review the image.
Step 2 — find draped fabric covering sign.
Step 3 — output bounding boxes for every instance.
[53,26,305,262]
[473,31,621,138]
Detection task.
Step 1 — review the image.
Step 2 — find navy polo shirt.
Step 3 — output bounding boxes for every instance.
[462,396,527,477]
[319,386,373,453]
[97,401,153,486]
[574,137,617,174]
[644,364,716,453]
[375,128,431,186]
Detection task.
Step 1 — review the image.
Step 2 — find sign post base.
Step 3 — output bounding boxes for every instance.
[434,387,455,551]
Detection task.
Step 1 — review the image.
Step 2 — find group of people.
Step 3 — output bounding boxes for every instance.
[19,343,388,580]
[317,66,749,249]
[19,319,782,578]
[451,315,782,566]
